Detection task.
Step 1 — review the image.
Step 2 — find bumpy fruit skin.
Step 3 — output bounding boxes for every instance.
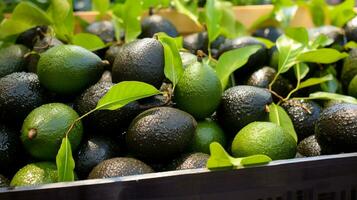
[139,15,178,38]
[281,99,322,141]
[88,157,154,179]
[315,103,357,153]
[216,85,272,135]
[0,45,29,78]
[21,103,83,161]
[126,107,197,161]
[112,38,165,88]
[37,45,104,95]
[342,48,357,88]
[10,162,58,187]
[0,125,22,174]
[297,135,324,157]
[174,62,222,119]
[231,122,297,160]
[169,153,209,170]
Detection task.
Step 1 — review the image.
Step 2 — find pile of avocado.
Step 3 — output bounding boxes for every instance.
[0,8,357,189]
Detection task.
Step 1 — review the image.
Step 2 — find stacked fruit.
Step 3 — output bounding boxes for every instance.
[0,0,357,189]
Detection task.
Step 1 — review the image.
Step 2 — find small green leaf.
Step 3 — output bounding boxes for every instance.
[269,103,298,142]
[96,81,161,110]
[298,74,334,89]
[310,34,334,49]
[306,0,327,27]
[255,37,275,49]
[173,0,201,27]
[56,137,75,182]
[215,45,261,89]
[329,0,355,27]
[344,41,357,49]
[240,155,272,166]
[47,0,70,23]
[49,0,74,42]
[219,1,246,38]
[72,33,107,51]
[285,27,309,46]
[157,33,184,88]
[205,0,222,46]
[302,92,357,104]
[276,35,304,74]
[92,0,110,17]
[297,48,349,64]
[294,63,310,81]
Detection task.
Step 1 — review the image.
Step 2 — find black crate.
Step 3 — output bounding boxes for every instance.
[1,153,357,200]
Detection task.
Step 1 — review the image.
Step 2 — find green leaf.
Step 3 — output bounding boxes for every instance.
[329,0,355,27]
[285,27,309,46]
[49,0,74,42]
[112,1,142,43]
[297,49,349,64]
[72,33,107,51]
[306,0,327,26]
[294,63,310,81]
[274,5,298,29]
[268,103,298,142]
[215,45,261,89]
[56,137,75,182]
[142,0,170,9]
[205,0,222,46]
[219,1,246,38]
[0,2,52,38]
[96,81,161,110]
[344,41,357,49]
[92,0,110,17]
[255,37,275,49]
[310,34,334,49]
[207,142,272,170]
[298,74,334,89]
[157,33,184,88]
[302,92,357,104]
[47,0,70,23]
[276,35,304,73]
[173,0,201,27]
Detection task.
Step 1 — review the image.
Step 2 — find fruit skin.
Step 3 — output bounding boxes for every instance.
[0,45,29,78]
[88,157,154,179]
[15,26,48,49]
[345,16,357,42]
[174,62,222,119]
[180,52,197,69]
[342,48,357,88]
[309,25,345,49]
[126,107,197,161]
[21,103,83,161]
[0,125,22,175]
[37,45,104,95]
[348,75,357,98]
[183,32,225,55]
[216,85,272,135]
[281,99,322,141]
[112,38,164,88]
[0,174,9,187]
[10,162,57,187]
[297,135,331,157]
[252,26,283,42]
[231,122,297,160]
[139,15,178,38]
[189,119,226,154]
[75,136,121,179]
[0,72,47,126]
[315,103,357,153]
[168,153,209,170]
[86,21,115,43]
[105,44,122,66]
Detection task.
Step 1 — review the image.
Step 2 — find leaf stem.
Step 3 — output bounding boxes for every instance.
[282,63,301,102]
[64,108,98,137]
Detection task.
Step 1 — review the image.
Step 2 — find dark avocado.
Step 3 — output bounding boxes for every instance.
[15,26,48,49]
[139,15,178,38]
[88,157,154,179]
[315,103,357,153]
[0,45,29,78]
[126,107,197,161]
[168,153,209,170]
[86,21,115,43]
[112,38,165,88]
[216,85,272,135]
[0,124,22,175]
[0,72,47,126]
[246,66,293,98]
[297,135,322,157]
[309,25,345,49]
[183,32,225,55]
[281,99,322,141]
[104,44,122,66]
[342,48,357,88]
[252,26,283,42]
[345,16,357,42]
[75,136,122,179]
[0,174,9,187]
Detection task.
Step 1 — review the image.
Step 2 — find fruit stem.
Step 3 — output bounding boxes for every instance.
[28,129,37,140]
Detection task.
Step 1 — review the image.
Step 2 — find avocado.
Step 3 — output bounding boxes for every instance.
[0,174,9,187]
[105,44,122,66]
[180,52,197,68]
[247,66,293,99]
[344,16,357,42]
[139,15,178,38]
[75,136,122,179]
[0,124,22,175]
[0,72,47,126]
[86,21,115,43]
[112,38,165,88]
[126,107,197,161]
[183,32,226,55]
[216,85,273,135]
[315,103,357,153]
[342,48,357,88]
[88,157,154,179]
[252,26,283,42]
[0,45,29,78]
[168,153,209,170]
[309,25,345,50]
[15,26,48,49]
[281,99,322,141]
[297,135,333,157]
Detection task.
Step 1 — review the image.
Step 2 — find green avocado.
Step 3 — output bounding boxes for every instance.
[342,48,357,88]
